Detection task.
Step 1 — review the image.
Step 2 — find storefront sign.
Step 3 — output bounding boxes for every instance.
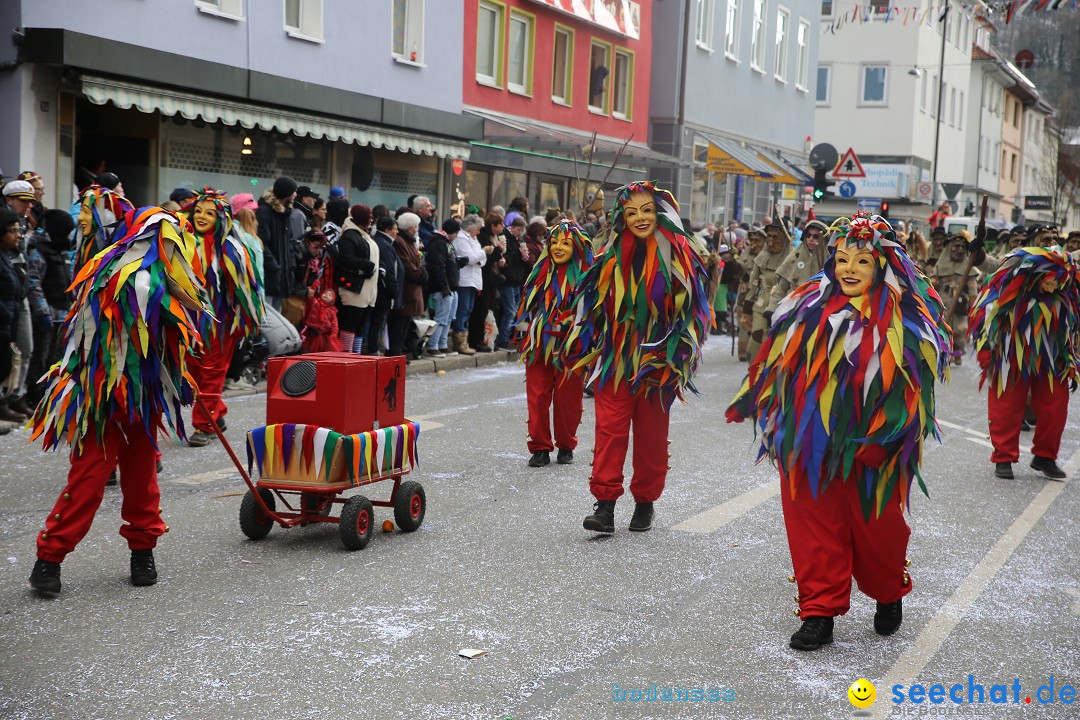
[841,164,908,200]
[706,143,758,176]
[1024,196,1052,210]
[452,158,465,176]
[528,0,641,39]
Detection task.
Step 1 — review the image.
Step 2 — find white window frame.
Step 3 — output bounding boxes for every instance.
[815,65,830,106]
[476,1,504,87]
[860,64,888,106]
[750,0,766,72]
[724,0,740,61]
[284,0,323,43]
[507,10,534,95]
[795,19,809,91]
[392,0,426,66]
[958,89,964,128]
[195,0,244,20]
[612,49,633,120]
[774,7,789,83]
[588,40,612,114]
[931,73,939,117]
[551,25,573,106]
[920,70,928,112]
[697,0,716,50]
[949,86,956,126]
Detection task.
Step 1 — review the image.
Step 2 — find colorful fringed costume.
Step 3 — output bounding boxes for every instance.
[565,181,711,509]
[968,247,1080,466]
[72,184,134,272]
[514,221,594,457]
[30,207,208,566]
[727,213,952,629]
[179,188,265,437]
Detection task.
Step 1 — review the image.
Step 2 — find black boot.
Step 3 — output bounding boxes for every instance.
[130,550,158,586]
[106,470,118,487]
[188,430,213,447]
[1030,456,1067,480]
[874,599,903,636]
[629,502,654,532]
[528,450,550,468]
[583,500,616,534]
[994,462,1014,480]
[789,616,834,651]
[556,448,573,465]
[29,559,62,596]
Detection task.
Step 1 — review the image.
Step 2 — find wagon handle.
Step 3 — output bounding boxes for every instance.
[194,396,261,499]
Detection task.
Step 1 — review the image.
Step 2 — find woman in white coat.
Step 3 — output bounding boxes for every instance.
[451,213,487,355]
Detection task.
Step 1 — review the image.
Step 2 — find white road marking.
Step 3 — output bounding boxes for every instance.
[936,418,989,439]
[408,414,446,431]
[870,447,1078,720]
[963,436,1032,455]
[672,481,779,534]
[172,468,238,486]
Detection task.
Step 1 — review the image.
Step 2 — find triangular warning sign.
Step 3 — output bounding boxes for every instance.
[833,148,866,178]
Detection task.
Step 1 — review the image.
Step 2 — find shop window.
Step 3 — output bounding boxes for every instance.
[476,1,504,87]
[612,49,633,120]
[589,40,612,113]
[508,10,535,95]
[285,0,323,42]
[552,26,573,105]
[392,0,425,64]
[538,180,565,214]
[465,168,492,213]
[195,0,244,19]
[491,170,528,212]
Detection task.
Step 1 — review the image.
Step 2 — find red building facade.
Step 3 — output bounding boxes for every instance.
[459,0,659,216]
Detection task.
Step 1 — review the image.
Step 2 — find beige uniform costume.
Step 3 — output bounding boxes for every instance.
[766,242,827,314]
[744,231,791,361]
[930,240,1000,360]
[735,241,761,360]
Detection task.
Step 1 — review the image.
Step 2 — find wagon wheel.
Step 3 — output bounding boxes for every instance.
[239,488,276,540]
[339,495,375,550]
[393,481,426,533]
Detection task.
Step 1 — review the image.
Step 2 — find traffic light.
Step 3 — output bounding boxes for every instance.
[880,201,890,219]
[812,168,835,201]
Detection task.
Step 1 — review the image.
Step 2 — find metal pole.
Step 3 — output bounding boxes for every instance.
[930,1,949,213]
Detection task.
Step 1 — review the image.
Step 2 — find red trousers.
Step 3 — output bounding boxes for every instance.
[590,385,670,503]
[37,416,166,564]
[988,374,1070,463]
[781,470,911,617]
[190,335,237,432]
[526,361,584,453]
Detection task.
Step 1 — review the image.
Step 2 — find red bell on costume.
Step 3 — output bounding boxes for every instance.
[266,353,405,433]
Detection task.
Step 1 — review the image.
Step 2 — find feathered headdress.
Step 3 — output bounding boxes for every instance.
[30,207,208,451]
[968,246,1080,394]
[727,212,952,518]
[514,220,594,368]
[564,181,712,404]
[179,187,264,343]
[73,185,135,271]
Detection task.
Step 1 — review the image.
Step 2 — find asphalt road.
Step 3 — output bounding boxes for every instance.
[0,341,1077,720]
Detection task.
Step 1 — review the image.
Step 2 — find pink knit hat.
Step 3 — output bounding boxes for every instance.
[230,192,258,212]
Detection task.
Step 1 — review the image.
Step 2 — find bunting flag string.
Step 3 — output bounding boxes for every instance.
[821,0,1075,32]
[246,422,421,487]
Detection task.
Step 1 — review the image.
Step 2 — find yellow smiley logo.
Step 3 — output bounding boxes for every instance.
[848,678,876,708]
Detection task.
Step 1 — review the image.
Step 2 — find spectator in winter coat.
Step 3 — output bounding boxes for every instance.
[496,216,530,349]
[0,209,26,422]
[411,196,436,249]
[323,198,349,245]
[329,204,379,353]
[25,210,75,405]
[470,212,506,352]
[367,216,402,355]
[388,213,426,357]
[523,221,547,275]
[504,196,529,228]
[424,219,463,357]
[452,214,487,356]
[256,176,300,310]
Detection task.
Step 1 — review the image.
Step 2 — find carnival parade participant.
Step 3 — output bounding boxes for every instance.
[742,220,790,363]
[72,184,134,272]
[515,220,594,468]
[566,181,711,534]
[27,207,209,596]
[766,218,828,317]
[727,213,952,650]
[930,231,999,366]
[969,247,1080,480]
[180,188,264,447]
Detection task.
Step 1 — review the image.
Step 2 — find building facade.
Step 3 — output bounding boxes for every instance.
[651,0,819,225]
[0,0,479,210]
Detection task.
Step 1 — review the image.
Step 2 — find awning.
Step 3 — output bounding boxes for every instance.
[751,146,813,186]
[465,108,685,170]
[81,75,471,159]
[696,131,778,177]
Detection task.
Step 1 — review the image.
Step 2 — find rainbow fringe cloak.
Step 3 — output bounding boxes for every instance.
[968,246,1080,396]
[73,185,134,271]
[246,422,421,486]
[30,207,208,451]
[514,220,595,368]
[728,213,952,519]
[564,181,712,403]
[180,188,264,343]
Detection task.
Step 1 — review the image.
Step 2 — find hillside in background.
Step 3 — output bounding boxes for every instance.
[991,10,1080,127]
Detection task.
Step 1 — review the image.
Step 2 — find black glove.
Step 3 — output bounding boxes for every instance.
[763,311,773,326]
[751,329,763,343]
[742,301,754,316]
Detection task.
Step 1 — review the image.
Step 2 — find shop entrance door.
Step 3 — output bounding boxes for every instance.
[74,99,158,206]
